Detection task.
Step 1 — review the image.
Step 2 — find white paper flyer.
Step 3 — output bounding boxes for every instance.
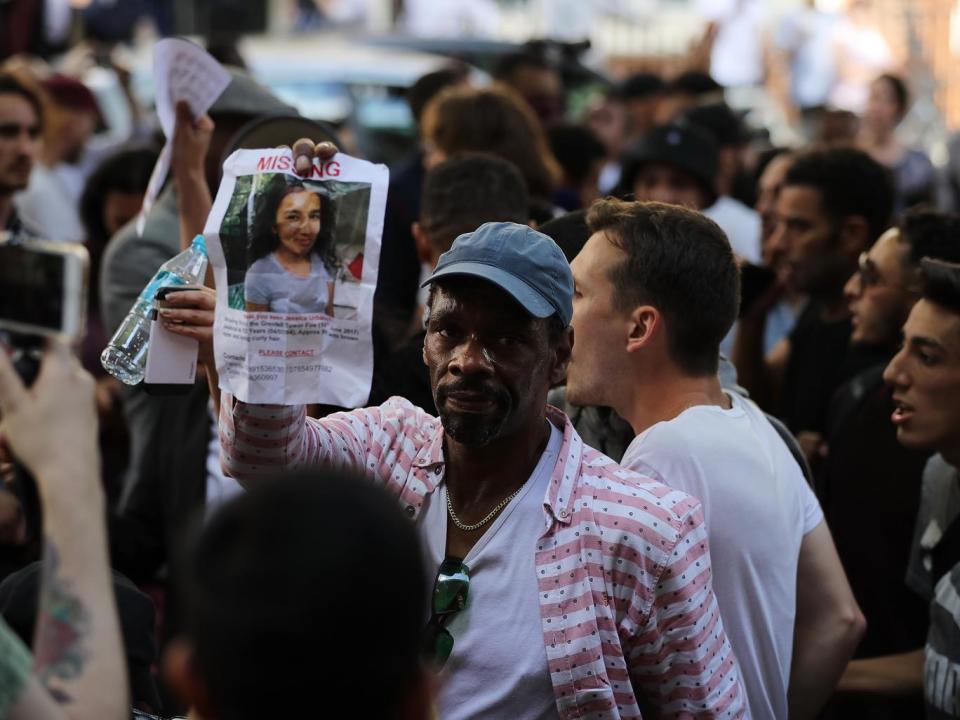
[204,148,388,406]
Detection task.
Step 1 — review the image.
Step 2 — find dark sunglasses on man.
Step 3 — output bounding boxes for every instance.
[421,556,470,669]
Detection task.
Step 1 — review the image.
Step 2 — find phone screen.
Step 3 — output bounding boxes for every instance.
[0,244,67,333]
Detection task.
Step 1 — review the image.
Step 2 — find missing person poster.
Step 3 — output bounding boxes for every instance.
[204,148,388,406]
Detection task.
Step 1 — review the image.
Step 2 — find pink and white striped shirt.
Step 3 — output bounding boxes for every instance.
[220,396,747,719]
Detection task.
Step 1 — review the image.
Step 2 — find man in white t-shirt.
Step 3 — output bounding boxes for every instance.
[565,198,865,719]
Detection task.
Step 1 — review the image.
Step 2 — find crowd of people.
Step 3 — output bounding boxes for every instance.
[3,17,960,720]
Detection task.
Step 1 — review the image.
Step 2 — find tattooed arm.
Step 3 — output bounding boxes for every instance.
[0,340,128,720]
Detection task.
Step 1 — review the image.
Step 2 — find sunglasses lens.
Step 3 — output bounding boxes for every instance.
[422,557,470,670]
[422,622,455,669]
[433,627,454,667]
[433,559,470,615]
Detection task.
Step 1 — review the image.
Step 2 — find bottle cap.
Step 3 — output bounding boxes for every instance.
[191,234,208,257]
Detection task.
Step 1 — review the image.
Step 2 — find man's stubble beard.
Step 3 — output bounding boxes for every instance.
[435,383,513,448]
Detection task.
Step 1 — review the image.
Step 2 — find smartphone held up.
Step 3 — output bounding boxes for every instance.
[0,234,89,343]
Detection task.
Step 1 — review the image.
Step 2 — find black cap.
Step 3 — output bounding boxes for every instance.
[681,102,749,148]
[619,123,719,201]
[616,73,665,100]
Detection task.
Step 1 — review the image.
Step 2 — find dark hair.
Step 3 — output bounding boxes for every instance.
[681,102,747,148]
[0,72,43,125]
[586,198,739,375]
[179,468,427,720]
[539,209,589,263]
[421,152,529,253]
[249,179,335,269]
[547,123,606,187]
[80,144,158,246]
[783,147,895,243]
[753,147,792,185]
[407,65,468,125]
[493,51,554,82]
[667,71,723,96]
[920,258,960,315]
[617,72,665,100]
[876,73,909,118]
[421,84,561,199]
[79,144,159,307]
[897,207,960,269]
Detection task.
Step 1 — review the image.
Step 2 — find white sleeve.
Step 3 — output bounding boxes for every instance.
[800,478,825,535]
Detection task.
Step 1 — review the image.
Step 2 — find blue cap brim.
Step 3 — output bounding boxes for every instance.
[421,261,556,319]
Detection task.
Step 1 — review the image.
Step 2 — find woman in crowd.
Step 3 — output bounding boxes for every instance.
[244,181,336,315]
[419,83,562,223]
[859,73,935,211]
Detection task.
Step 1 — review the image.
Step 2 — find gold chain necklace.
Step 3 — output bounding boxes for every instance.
[446,481,528,532]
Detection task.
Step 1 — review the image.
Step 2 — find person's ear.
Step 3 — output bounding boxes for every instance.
[412,222,435,266]
[163,638,218,720]
[625,305,660,354]
[549,325,574,386]
[839,215,871,257]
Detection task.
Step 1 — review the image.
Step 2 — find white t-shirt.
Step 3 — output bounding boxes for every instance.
[621,392,823,720]
[419,423,562,720]
[703,195,762,264]
[14,164,86,243]
[696,0,766,88]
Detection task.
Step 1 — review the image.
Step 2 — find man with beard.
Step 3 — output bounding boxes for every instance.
[732,147,894,451]
[217,223,747,718]
[0,73,41,239]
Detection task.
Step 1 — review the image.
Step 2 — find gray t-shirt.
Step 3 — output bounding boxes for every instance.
[907,455,960,601]
[926,562,960,718]
[244,253,332,314]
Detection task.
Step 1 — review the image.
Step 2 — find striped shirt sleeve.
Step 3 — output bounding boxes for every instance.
[626,502,746,718]
[220,394,384,482]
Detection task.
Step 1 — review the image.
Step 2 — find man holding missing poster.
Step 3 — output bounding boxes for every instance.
[168,139,748,718]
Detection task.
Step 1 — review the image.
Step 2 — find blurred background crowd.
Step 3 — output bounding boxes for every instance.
[4,0,960,717]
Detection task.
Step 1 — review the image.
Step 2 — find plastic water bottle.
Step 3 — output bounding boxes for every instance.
[101,235,209,385]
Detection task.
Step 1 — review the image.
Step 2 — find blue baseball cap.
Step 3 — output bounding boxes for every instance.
[422,222,574,326]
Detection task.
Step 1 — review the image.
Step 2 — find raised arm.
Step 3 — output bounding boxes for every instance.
[217,394,432,489]
[788,520,867,719]
[0,341,128,720]
[171,100,214,252]
[628,503,747,718]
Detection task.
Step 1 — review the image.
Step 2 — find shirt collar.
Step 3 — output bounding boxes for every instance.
[412,405,584,525]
